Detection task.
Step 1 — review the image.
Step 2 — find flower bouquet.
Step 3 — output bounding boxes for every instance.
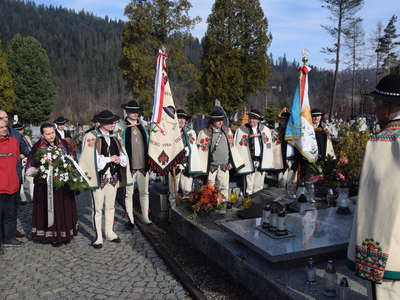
[187,184,224,216]
[310,155,348,189]
[34,146,89,191]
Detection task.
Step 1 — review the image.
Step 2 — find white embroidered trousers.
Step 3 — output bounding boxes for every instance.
[92,183,118,244]
[245,161,265,195]
[168,164,193,207]
[125,171,151,223]
[208,167,229,201]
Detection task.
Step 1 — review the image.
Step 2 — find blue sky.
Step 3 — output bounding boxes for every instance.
[32,0,399,69]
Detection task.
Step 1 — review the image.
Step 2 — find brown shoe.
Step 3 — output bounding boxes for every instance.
[16,230,25,238]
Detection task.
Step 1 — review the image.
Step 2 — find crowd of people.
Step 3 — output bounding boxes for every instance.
[1,74,400,299]
[0,95,338,252]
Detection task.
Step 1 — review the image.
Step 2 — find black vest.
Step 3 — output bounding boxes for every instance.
[245,123,263,159]
[98,135,121,180]
[314,126,328,158]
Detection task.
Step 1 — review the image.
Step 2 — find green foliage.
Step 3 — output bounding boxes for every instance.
[0,0,125,120]
[264,106,279,128]
[376,15,399,73]
[0,40,16,112]
[7,34,56,123]
[191,0,272,114]
[334,122,371,187]
[119,0,200,115]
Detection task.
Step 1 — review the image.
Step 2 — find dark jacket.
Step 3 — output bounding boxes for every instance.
[7,126,29,180]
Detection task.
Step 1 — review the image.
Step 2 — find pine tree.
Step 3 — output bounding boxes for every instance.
[376,15,399,75]
[0,40,16,112]
[119,0,200,114]
[321,0,364,118]
[368,22,384,84]
[7,34,56,123]
[344,17,364,117]
[191,0,271,114]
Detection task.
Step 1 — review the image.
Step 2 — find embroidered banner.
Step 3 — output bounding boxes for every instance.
[285,65,318,163]
[148,49,185,175]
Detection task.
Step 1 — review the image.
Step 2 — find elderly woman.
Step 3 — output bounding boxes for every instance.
[26,123,78,247]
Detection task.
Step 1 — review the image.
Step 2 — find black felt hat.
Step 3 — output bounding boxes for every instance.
[54,116,69,125]
[12,123,24,131]
[311,109,323,116]
[177,109,190,120]
[96,110,120,124]
[209,106,225,121]
[121,100,141,112]
[278,107,290,119]
[248,109,263,120]
[370,75,400,104]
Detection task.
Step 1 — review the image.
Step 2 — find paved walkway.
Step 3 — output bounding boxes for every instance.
[0,191,190,300]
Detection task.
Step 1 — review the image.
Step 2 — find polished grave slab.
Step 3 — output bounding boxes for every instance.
[221,207,353,263]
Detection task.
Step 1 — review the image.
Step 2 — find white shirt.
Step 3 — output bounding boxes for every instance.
[96,130,127,171]
[252,126,261,157]
[56,128,65,139]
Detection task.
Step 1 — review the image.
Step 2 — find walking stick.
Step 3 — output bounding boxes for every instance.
[172,167,180,206]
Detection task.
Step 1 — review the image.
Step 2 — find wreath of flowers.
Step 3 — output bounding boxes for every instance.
[34,146,89,191]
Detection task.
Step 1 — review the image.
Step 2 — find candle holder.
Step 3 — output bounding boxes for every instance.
[336,186,352,215]
[276,209,288,236]
[262,204,271,229]
[305,257,316,285]
[339,277,349,300]
[268,205,278,232]
[323,260,337,297]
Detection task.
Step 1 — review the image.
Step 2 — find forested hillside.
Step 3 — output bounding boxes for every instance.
[0,0,375,122]
[0,0,128,121]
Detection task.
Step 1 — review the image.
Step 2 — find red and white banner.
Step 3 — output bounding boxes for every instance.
[148,49,185,175]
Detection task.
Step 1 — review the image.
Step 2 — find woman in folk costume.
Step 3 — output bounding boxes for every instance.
[197,106,244,201]
[168,109,202,207]
[26,123,78,247]
[234,109,275,196]
[116,100,152,226]
[79,110,132,249]
[347,75,400,299]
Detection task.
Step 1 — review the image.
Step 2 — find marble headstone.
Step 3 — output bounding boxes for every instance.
[221,207,353,263]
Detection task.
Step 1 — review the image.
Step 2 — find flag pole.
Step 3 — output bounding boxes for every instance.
[172,167,180,206]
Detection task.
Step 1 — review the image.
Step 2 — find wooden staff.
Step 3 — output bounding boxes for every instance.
[172,167,181,206]
[296,159,302,186]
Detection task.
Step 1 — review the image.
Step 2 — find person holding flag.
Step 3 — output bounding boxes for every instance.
[284,52,318,182]
[148,49,185,186]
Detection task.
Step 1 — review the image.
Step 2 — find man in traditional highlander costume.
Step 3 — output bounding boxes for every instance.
[347,74,400,299]
[79,110,132,249]
[197,106,243,201]
[118,100,152,226]
[168,109,201,207]
[311,109,335,160]
[234,109,275,196]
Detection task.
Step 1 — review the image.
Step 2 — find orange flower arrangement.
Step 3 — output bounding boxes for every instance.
[187,184,224,214]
